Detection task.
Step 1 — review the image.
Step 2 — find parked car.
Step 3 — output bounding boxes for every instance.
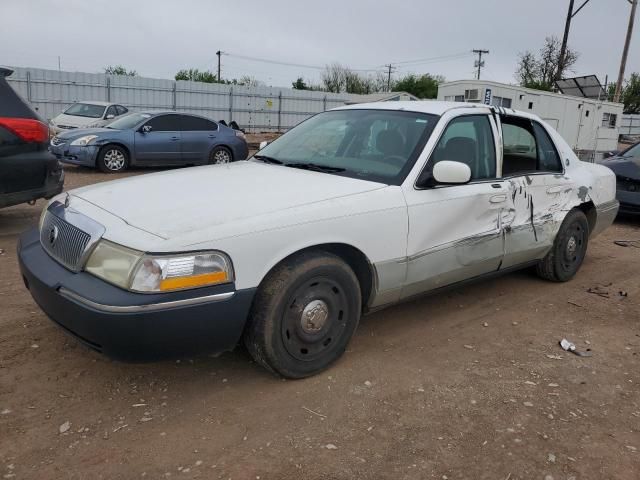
[601,141,640,215]
[19,102,618,377]
[49,112,249,172]
[49,101,128,134]
[0,67,63,209]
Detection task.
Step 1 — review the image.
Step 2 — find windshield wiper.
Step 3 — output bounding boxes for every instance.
[284,162,345,173]
[253,154,283,165]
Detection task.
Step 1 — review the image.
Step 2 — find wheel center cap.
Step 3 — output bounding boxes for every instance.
[567,236,577,256]
[301,300,329,333]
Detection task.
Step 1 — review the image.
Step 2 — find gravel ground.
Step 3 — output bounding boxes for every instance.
[0,166,639,480]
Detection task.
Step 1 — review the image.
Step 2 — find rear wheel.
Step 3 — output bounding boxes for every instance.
[244,252,361,378]
[209,146,233,165]
[97,145,128,173]
[536,209,589,282]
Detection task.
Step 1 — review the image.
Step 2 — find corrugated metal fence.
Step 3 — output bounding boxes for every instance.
[621,114,640,137]
[6,67,361,132]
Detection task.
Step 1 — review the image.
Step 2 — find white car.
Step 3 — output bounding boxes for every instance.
[19,102,618,378]
[49,101,128,134]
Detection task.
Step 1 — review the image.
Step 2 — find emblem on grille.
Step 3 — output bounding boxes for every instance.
[48,225,59,246]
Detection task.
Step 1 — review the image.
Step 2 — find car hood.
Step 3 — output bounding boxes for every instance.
[602,156,640,180]
[56,127,114,140]
[52,113,103,128]
[70,161,387,241]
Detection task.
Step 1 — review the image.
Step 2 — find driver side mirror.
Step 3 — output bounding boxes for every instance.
[259,141,268,150]
[105,114,115,120]
[417,160,472,188]
[141,125,152,133]
[433,161,472,184]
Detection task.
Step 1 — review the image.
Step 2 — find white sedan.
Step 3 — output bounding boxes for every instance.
[19,102,618,378]
[49,101,128,133]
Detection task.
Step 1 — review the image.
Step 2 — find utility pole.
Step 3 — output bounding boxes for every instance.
[385,64,395,92]
[472,49,489,80]
[57,56,61,71]
[557,0,592,82]
[614,0,638,103]
[216,50,222,83]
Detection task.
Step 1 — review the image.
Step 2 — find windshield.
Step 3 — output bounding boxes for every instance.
[106,113,151,130]
[63,103,106,118]
[256,109,438,184]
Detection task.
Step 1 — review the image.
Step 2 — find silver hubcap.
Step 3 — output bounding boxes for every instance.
[103,149,125,170]
[213,149,231,164]
[566,236,577,256]
[301,299,329,334]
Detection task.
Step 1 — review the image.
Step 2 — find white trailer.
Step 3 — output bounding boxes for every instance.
[437,80,623,160]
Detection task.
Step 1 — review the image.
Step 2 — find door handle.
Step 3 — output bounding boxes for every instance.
[208,134,216,139]
[170,136,179,141]
[489,194,507,204]
[546,186,562,194]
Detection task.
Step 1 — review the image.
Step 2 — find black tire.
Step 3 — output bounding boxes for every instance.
[536,209,589,282]
[209,146,233,165]
[97,144,129,173]
[244,251,362,378]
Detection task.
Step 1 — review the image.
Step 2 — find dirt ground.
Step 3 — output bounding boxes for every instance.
[1,166,639,480]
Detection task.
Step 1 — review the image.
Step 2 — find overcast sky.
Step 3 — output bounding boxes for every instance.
[2,0,638,88]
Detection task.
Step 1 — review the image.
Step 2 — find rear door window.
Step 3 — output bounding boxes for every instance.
[180,115,217,131]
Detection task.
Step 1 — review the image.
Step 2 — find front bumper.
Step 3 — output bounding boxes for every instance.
[49,143,99,167]
[18,228,255,360]
[616,190,640,215]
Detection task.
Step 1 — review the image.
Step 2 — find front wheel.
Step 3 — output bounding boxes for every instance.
[244,252,362,378]
[97,145,129,173]
[536,209,589,282]
[209,146,233,165]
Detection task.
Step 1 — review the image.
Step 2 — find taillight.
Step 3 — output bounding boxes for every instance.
[0,117,49,143]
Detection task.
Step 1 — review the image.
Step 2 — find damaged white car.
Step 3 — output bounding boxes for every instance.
[19,102,618,378]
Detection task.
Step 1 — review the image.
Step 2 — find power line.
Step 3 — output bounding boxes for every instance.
[224,52,381,72]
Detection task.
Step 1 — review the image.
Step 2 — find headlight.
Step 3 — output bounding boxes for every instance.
[70,135,98,146]
[84,240,233,293]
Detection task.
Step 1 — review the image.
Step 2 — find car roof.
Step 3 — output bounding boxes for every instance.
[75,101,116,106]
[333,100,541,121]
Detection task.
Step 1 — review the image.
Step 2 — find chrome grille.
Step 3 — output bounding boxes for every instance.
[40,211,91,271]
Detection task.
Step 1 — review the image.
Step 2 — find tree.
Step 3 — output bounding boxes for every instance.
[515,36,579,91]
[608,72,640,113]
[104,65,137,76]
[321,63,383,94]
[175,68,218,83]
[292,77,310,90]
[393,73,444,99]
[238,75,263,87]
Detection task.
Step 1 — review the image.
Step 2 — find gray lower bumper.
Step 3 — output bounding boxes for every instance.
[591,199,619,238]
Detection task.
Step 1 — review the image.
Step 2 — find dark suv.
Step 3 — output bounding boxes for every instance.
[0,67,64,209]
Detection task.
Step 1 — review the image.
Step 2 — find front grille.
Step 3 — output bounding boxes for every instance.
[58,125,76,130]
[40,211,91,271]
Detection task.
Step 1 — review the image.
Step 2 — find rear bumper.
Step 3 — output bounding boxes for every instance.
[591,199,620,238]
[49,144,99,167]
[0,166,64,209]
[18,228,255,360]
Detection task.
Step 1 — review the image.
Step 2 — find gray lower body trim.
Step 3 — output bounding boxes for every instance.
[591,200,619,238]
[59,287,235,313]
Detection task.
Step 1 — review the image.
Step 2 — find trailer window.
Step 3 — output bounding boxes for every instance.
[602,113,617,128]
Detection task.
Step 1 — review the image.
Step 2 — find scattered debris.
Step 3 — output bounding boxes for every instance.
[364,380,372,387]
[524,381,537,386]
[483,322,489,327]
[548,383,559,387]
[546,354,564,360]
[547,453,556,463]
[614,240,640,248]
[113,424,128,433]
[523,402,534,407]
[325,443,338,450]
[463,344,474,350]
[619,291,628,297]
[59,421,71,434]
[567,301,583,308]
[587,285,610,298]
[140,417,153,423]
[1,409,11,415]
[0,248,4,255]
[302,406,327,418]
[132,403,147,408]
[560,338,593,357]
[626,445,637,452]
